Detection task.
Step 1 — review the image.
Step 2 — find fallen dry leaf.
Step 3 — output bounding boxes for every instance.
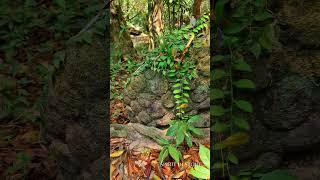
[173,171,185,178]
[110,150,125,158]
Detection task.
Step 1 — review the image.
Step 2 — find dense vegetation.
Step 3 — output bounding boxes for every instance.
[0,0,106,178]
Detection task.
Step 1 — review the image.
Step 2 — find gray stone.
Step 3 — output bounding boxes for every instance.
[137,93,156,107]
[148,100,166,119]
[66,124,101,164]
[130,100,142,112]
[147,73,169,95]
[136,111,151,124]
[277,0,320,46]
[282,113,320,152]
[161,91,175,108]
[255,152,282,172]
[192,112,210,128]
[197,98,210,110]
[260,75,313,130]
[144,69,156,80]
[156,112,175,126]
[191,85,209,103]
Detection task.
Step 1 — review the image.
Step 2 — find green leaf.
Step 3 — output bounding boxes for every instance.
[176,125,185,145]
[166,123,178,136]
[185,132,193,148]
[234,100,253,113]
[52,51,65,69]
[211,88,225,99]
[213,55,225,63]
[213,143,226,150]
[199,144,210,168]
[188,115,202,123]
[212,69,227,81]
[189,166,210,179]
[212,122,228,133]
[222,132,250,147]
[233,61,252,72]
[183,93,190,97]
[174,95,182,99]
[168,146,181,164]
[255,0,266,7]
[259,25,274,50]
[160,55,167,60]
[215,0,230,24]
[183,86,191,90]
[254,11,273,21]
[211,105,225,116]
[224,23,246,34]
[260,170,296,180]
[158,138,170,145]
[173,89,181,94]
[173,83,182,88]
[233,79,256,89]
[159,148,169,165]
[188,126,204,136]
[249,43,261,59]
[213,162,226,169]
[54,0,65,8]
[228,152,239,164]
[233,117,250,130]
[230,175,239,180]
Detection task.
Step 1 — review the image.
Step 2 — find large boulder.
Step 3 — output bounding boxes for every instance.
[44,36,108,179]
[123,48,210,128]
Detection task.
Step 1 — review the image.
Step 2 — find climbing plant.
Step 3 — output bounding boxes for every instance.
[132,15,210,166]
[212,0,275,179]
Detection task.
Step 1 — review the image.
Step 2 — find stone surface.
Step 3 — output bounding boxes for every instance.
[123,48,210,127]
[225,2,320,179]
[259,75,313,130]
[44,36,108,179]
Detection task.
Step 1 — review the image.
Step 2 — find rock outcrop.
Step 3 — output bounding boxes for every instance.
[123,48,210,128]
[230,1,320,179]
[43,37,108,180]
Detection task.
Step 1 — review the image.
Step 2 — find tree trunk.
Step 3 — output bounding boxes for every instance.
[110,2,137,59]
[147,0,164,49]
[192,0,202,19]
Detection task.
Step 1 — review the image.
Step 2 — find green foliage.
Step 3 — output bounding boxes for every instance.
[0,0,106,123]
[234,169,296,180]
[189,144,210,179]
[130,15,209,165]
[5,152,31,177]
[212,0,276,178]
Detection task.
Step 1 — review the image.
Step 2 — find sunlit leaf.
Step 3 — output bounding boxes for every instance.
[168,146,181,164]
[199,144,210,168]
[110,150,124,158]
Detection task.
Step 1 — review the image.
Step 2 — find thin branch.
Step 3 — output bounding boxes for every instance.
[70,0,115,40]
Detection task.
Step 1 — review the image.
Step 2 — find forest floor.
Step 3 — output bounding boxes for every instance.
[109,37,210,179]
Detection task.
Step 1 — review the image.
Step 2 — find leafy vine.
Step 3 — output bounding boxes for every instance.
[133,15,210,178]
[212,0,275,179]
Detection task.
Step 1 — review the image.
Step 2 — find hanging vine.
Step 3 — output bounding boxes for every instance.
[212,0,275,179]
[132,15,210,174]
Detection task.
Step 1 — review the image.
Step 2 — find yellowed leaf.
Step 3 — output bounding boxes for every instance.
[179,104,189,109]
[153,174,162,180]
[222,132,250,147]
[110,150,125,158]
[20,130,39,144]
